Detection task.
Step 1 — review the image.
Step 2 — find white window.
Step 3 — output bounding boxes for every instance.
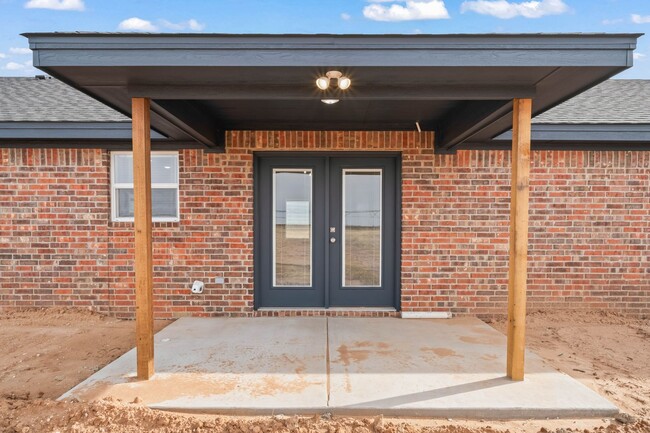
[110,151,180,222]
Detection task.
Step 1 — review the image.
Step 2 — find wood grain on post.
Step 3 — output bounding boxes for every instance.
[132,97,154,380]
[507,98,531,381]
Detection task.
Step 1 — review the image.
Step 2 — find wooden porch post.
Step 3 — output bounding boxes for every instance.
[506,98,532,381]
[132,97,154,380]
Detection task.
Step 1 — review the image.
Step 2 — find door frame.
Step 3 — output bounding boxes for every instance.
[253,151,402,310]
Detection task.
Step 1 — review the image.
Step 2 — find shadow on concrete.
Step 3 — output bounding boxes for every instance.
[341,376,511,408]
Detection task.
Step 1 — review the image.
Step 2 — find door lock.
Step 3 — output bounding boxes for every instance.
[330,237,337,244]
[329,227,336,233]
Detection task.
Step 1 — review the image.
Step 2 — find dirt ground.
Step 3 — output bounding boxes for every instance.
[1,308,649,433]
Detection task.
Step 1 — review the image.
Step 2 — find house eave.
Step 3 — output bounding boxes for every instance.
[20,32,643,152]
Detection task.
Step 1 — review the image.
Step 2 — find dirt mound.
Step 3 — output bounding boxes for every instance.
[0,397,488,433]
[2,397,650,433]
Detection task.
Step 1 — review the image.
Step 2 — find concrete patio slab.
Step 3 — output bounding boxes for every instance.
[62,317,328,413]
[61,316,618,418]
[328,317,618,418]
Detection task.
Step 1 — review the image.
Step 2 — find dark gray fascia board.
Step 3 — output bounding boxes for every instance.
[0,139,205,151]
[0,122,164,140]
[24,33,642,48]
[460,142,650,151]
[25,33,641,68]
[494,123,650,143]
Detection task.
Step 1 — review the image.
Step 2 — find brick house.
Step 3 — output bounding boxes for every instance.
[0,32,648,379]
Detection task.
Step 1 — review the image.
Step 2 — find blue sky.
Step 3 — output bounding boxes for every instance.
[0,0,649,78]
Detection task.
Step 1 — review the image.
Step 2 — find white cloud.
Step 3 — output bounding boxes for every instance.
[118,17,206,32]
[4,60,33,71]
[159,19,206,31]
[363,0,450,21]
[633,52,646,60]
[118,17,158,32]
[460,0,568,19]
[341,12,352,20]
[186,19,205,31]
[10,47,32,55]
[602,18,624,25]
[0,53,6,59]
[631,14,650,24]
[5,62,25,70]
[24,0,84,11]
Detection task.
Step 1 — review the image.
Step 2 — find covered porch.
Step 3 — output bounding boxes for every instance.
[61,316,617,418]
[24,33,639,388]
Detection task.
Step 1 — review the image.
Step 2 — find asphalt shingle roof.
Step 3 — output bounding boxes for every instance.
[534,79,650,125]
[0,76,128,122]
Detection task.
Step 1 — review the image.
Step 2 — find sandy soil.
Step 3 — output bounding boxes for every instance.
[0,308,169,400]
[1,308,649,433]
[488,310,650,420]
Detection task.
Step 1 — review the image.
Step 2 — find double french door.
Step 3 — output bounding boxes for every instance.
[256,155,398,308]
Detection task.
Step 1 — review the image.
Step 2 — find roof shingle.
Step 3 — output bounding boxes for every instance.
[534,79,650,125]
[0,76,128,122]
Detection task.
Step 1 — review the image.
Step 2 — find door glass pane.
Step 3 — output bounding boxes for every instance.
[273,169,312,287]
[343,170,382,287]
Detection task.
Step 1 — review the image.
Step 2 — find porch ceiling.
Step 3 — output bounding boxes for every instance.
[24,33,641,153]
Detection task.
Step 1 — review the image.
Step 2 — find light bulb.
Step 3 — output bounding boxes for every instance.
[321,99,339,104]
[316,77,330,90]
[338,76,351,90]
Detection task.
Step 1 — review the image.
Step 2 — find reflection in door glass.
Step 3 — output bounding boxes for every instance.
[343,170,381,287]
[273,169,312,287]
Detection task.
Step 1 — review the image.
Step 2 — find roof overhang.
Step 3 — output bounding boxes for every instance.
[0,121,185,149]
[24,33,641,153]
[477,123,650,151]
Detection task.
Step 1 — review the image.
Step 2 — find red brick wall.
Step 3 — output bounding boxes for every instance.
[1,133,648,318]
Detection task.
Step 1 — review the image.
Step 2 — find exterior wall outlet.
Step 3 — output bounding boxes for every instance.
[191,280,204,294]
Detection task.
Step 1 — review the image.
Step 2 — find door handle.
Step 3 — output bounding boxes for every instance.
[330,237,336,244]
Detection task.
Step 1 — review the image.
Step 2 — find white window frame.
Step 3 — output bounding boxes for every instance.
[110,150,180,223]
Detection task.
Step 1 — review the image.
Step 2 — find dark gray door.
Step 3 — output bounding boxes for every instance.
[256,155,398,308]
[328,157,397,307]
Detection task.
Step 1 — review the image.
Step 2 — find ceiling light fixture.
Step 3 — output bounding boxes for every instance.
[338,76,352,90]
[321,99,340,105]
[316,70,352,91]
[316,77,330,90]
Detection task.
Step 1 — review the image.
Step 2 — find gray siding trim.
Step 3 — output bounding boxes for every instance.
[494,123,650,143]
[0,122,164,140]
